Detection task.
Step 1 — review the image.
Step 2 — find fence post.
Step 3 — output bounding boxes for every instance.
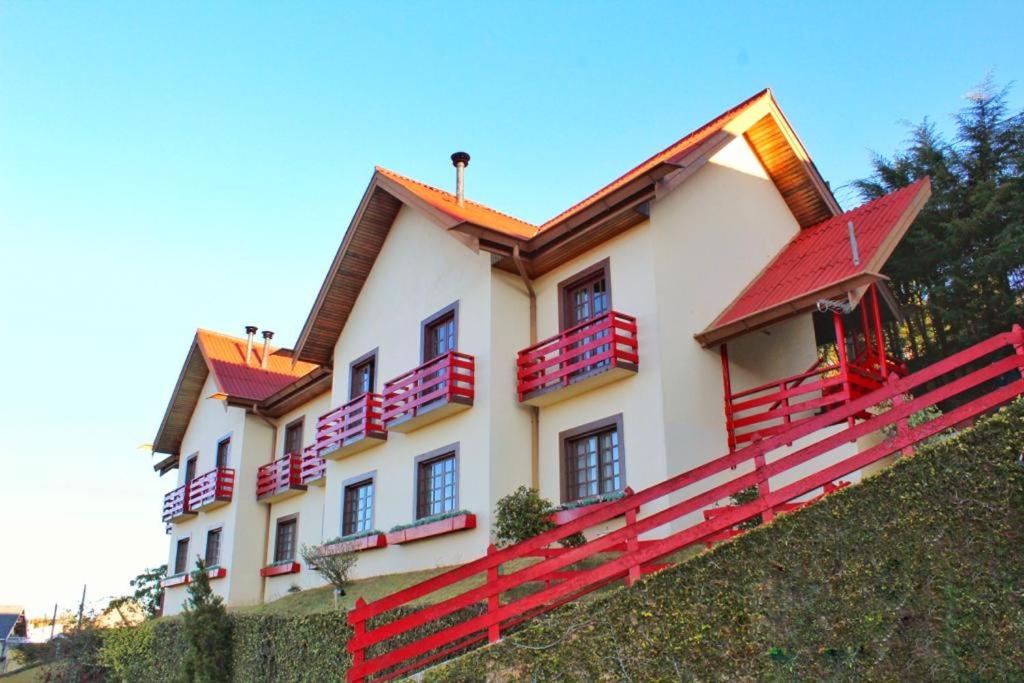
[486,544,501,643]
[1012,324,1024,380]
[752,436,774,523]
[623,487,640,587]
[888,374,914,457]
[349,598,366,683]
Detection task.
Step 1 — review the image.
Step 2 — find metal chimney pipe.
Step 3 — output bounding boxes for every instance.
[261,330,274,369]
[451,152,470,207]
[244,325,258,365]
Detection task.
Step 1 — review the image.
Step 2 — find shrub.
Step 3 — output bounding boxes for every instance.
[181,558,232,682]
[300,544,358,595]
[494,486,586,548]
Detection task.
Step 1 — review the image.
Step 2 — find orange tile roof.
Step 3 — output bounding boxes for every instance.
[375,166,538,238]
[195,329,320,401]
[703,178,932,337]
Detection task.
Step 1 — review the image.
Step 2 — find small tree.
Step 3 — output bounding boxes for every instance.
[301,544,358,596]
[494,486,585,548]
[181,557,231,683]
[130,564,167,618]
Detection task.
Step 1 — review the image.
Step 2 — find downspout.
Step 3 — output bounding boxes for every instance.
[512,245,540,489]
[251,404,277,604]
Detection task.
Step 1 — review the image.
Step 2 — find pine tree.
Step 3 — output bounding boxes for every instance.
[180,557,232,683]
[854,76,1024,367]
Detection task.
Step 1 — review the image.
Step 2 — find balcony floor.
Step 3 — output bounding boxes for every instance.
[321,432,387,460]
[257,485,307,504]
[521,362,637,407]
[387,396,473,433]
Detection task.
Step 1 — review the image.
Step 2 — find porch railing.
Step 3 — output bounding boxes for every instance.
[299,445,326,485]
[161,484,191,523]
[187,467,235,510]
[316,393,387,456]
[256,453,304,499]
[381,351,475,427]
[516,310,638,402]
[346,325,1024,682]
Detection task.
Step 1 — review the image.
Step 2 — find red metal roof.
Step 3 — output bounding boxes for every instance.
[700,178,932,344]
[196,329,320,401]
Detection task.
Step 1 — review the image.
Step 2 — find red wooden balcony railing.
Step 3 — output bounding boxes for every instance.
[382,351,475,432]
[161,484,192,523]
[299,445,326,486]
[517,311,638,405]
[346,325,1024,683]
[316,393,387,459]
[256,453,305,502]
[188,467,234,512]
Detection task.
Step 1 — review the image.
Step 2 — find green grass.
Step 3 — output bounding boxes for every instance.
[0,664,49,682]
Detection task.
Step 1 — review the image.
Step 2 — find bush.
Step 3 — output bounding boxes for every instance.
[181,558,232,682]
[300,544,358,595]
[494,486,585,548]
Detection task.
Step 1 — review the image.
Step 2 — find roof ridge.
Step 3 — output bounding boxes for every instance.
[375,166,538,232]
[538,88,771,230]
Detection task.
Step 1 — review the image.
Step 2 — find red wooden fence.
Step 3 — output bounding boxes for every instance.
[516,310,638,401]
[161,483,190,522]
[300,445,326,485]
[256,453,303,499]
[381,351,475,427]
[317,393,387,455]
[347,325,1024,682]
[187,467,234,510]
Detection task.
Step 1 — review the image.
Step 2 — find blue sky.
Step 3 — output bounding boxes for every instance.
[1,1,1021,620]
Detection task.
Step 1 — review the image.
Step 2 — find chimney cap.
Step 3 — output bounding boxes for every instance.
[245,325,258,335]
[450,151,470,167]
[261,330,274,339]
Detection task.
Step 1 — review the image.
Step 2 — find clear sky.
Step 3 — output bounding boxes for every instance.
[1,1,1021,621]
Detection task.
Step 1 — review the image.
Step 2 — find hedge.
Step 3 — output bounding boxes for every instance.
[425,400,1024,681]
[99,604,486,682]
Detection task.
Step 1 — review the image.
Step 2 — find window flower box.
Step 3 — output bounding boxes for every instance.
[549,489,629,526]
[321,531,387,555]
[206,566,227,581]
[386,511,476,545]
[260,561,301,577]
[160,572,190,588]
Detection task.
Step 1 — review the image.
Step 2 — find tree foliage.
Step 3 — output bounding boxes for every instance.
[181,558,232,683]
[854,76,1024,367]
[300,544,358,595]
[493,486,586,548]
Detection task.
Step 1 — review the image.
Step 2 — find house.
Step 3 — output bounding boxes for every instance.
[0,606,27,674]
[151,89,931,614]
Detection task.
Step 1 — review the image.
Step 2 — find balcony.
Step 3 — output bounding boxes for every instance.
[257,453,306,503]
[299,445,326,487]
[188,467,235,512]
[382,351,475,433]
[517,311,639,407]
[161,484,194,523]
[316,393,387,460]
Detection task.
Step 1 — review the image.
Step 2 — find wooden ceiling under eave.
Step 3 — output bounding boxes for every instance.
[743,114,835,229]
[294,186,403,366]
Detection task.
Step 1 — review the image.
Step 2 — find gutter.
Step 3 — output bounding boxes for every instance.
[512,245,540,489]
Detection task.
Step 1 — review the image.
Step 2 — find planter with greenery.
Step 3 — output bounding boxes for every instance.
[387,510,475,544]
[160,572,190,588]
[322,529,387,554]
[548,489,630,525]
[259,560,300,577]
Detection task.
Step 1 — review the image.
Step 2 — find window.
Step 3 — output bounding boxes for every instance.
[283,419,304,456]
[204,528,222,567]
[415,449,457,519]
[342,478,375,536]
[561,415,625,503]
[421,303,459,362]
[349,349,378,400]
[273,516,297,563]
[184,454,198,483]
[559,260,612,376]
[215,437,231,469]
[174,538,190,575]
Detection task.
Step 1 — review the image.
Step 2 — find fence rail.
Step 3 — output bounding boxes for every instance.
[256,454,303,499]
[316,393,387,455]
[381,351,475,427]
[188,467,234,510]
[347,325,1024,682]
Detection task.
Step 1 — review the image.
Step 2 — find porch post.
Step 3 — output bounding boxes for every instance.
[833,311,855,430]
[720,344,735,452]
[870,284,888,378]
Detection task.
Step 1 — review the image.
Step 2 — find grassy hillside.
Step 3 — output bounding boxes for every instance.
[425,401,1024,681]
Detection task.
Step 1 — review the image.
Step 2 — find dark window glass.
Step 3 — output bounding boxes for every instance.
[416,453,456,519]
[215,438,230,469]
[342,480,375,536]
[273,518,297,563]
[205,528,222,567]
[283,420,304,456]
[350,358,376,400]
[423,313,456,362]
[174,538,190,575]
[565,427,621,502]
[184,455,197,483]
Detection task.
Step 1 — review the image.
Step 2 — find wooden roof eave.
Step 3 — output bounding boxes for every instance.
[694,271,884,347]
